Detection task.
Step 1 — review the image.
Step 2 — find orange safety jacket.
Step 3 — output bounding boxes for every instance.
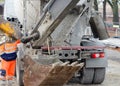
[0,40,20,61]
[0,44,4,56]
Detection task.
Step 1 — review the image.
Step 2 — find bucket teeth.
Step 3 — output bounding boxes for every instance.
[22,55,84,86]
[71,61,78,66]
[61,61,70,66]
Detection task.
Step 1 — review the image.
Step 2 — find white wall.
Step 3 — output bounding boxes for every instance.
[4,0,23,24]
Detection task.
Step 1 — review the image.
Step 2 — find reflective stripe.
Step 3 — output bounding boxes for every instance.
[4,40,19,53]
[0,40,19,61]
[0,40,20,55]
[5,51,16,54]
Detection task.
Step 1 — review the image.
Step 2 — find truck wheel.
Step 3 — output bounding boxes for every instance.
[93,68,106,84]
[79,68,94,84]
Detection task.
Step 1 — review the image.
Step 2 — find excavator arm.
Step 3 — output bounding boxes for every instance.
[30,0,80,47]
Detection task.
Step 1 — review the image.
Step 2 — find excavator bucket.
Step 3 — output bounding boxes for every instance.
[22,55,84,86]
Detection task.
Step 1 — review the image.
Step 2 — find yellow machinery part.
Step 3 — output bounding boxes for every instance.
[0,23,15,37]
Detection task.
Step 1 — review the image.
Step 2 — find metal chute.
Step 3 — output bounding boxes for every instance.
[89,12,109,40]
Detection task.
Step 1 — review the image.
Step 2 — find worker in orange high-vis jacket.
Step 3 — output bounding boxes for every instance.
[0,43,6,80]
[0,17,22,80]
[0,36,20,80]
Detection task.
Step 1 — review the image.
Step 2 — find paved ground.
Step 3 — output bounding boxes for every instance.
[65,49,120,86]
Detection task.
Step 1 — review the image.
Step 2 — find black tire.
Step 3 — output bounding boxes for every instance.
[93,68,106,84]
[80,68,94,84]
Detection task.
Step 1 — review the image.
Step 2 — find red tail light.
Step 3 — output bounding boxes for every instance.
[91,52,105,59]
[99,52,105,58]
[91,53,100,58]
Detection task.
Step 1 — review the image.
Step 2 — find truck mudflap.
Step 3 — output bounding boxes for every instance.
[85,57,108,68]
[22,55,84,86]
